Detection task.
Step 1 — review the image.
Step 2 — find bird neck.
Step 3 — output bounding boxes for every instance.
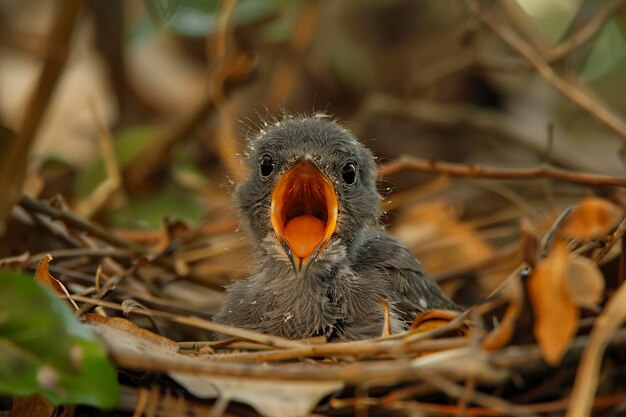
[257,235,354,283]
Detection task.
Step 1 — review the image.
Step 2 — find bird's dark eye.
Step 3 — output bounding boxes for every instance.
[260,155,275,177]
[342,162,357,185]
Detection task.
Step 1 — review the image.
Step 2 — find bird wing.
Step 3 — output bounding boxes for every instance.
[353,229,459,325]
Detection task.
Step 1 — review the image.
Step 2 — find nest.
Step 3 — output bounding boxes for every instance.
[3,190,625,417]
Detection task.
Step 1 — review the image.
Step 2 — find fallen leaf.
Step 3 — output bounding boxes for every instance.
[482,276,524,351]
[561,197,622,241]
[34,255,79,311]
[392,200,494,275]
[175,375,342,417]
[83,313,179,352]
[90,323,343,417]
[566,254,605,309]
[528,240,579,365]
[410,309,465,334]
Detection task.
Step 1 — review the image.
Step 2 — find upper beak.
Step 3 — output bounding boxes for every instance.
[270,155,338,274]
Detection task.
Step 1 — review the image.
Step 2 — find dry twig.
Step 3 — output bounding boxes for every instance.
[379,156,626,187]
[466,0,626,144]
[0,0,82,234]
[19,196,224,291]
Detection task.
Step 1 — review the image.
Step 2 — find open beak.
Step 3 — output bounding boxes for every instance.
[270,156,338,274]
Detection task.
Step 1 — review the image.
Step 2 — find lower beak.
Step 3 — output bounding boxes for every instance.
[270,156,338,274]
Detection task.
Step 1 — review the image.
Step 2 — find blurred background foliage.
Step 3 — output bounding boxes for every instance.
[2,2,626,413]
[1,0,626,295]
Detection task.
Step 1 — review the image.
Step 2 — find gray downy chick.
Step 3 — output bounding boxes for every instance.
[213,116,458,340]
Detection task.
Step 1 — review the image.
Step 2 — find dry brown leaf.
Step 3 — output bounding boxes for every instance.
[392,200,494,275]
[11,395,56,417]
[90,323,343,417]
[561,197,622,241]
[34,254,79,311]
[566,254,605,309]
[410,309,464,334]
[83,313,179,352]
[528,240,579,365]
[482,276,523,351]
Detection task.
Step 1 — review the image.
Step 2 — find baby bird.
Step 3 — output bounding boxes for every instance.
[213,116,458,340]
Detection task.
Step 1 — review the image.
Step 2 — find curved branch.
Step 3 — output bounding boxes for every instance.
[379,156,626,187]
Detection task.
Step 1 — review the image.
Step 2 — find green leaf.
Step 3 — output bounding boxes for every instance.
[76,125,156,199]
[111,182,205,228]
[150,0,219,21]
[514,0,583,43]
[0,271,120,407]
[146,0,280,37]
[581,18,626,83]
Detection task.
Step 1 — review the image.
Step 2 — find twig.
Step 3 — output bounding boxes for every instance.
[126,0,252,188]
[106,346,504,384]
[539,205,575,258]
[566,279,626,417]
[265,1,320,106]
[422,371,541,417]
[75,103,122,218]
[379,156,626,187]
[69,294,304,349]
[75,260,145,317]
[548,0,626,62]
[27,248,130,265]
[117,385,240,417]
[490,327,626,371]
[356,94,616,173]
[209,337,468,363]
[592,215,626,263]
[19,195,224,291]
[0,0,82,234]
[386,394,626,416]
[466,0,626,144]
[496,0,549,54]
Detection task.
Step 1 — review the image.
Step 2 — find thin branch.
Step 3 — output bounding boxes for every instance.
[356,94,619,174]
[566,279,626,417]
[379,156,626,187]
[466,0,626,144]
[592,215,626,263]
[422,371,541,417]
[126,0,252,188]
[0,0,82,234]
[208,337,468,363]
[19,196,224,291]
[70,294,305,349]
[539,205,575,259]
[547,0,626,61]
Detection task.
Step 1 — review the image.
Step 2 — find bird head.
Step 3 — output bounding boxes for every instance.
[235,116,380,276]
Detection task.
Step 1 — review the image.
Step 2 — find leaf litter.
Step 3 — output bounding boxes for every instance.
[2,1,626,415]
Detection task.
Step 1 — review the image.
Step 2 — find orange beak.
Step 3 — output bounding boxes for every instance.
[270,156,338,274]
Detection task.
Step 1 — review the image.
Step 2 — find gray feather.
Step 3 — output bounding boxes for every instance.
[213,117,458,340]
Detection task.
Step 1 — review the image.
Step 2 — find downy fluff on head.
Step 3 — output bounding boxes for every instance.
[235,115,381,264]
